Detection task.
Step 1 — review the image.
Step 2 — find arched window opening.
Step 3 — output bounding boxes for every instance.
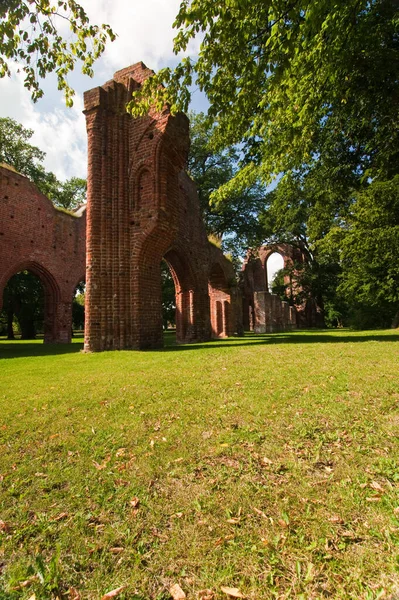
[161,260,176,337]
[0,270,44,340]
[266,252,284,293]
[162,249,196,345]
[208,263,231,338]
[72,280,86,338]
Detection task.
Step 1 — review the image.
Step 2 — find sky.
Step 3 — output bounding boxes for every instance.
[0,0,205,181]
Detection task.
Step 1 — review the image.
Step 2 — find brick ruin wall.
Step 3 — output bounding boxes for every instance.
[0,64,239,349]
[242,244,323,332]
[0,165,86,342]
[83,63,239,351]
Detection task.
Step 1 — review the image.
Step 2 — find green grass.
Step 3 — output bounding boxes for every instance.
[1,330,399,599]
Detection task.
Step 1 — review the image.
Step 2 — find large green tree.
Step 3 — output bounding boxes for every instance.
[188,111,266,259]
[0,117,86,209]
[2,270,44,339]
[323,177,399,328]
[0,0,115,105]
[130,0,399,193]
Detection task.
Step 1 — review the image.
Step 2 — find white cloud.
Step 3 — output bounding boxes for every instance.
[0,0,203,181]
[0,69,87,180]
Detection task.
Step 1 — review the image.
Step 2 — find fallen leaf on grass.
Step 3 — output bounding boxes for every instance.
[370,481,384,492]
[68,588,81,600]
[329,515,344,524]
[220,587,245,598]
[253,507,267,519]
[198,590,214,599]
[10,576,39,590]
[53,512,68,521]
[226,518,240,525]
[0,519,10,533]
[261,456,273,465]
[129,497,140,508]
[170,583,186,599]
[110,547,124,554]
[93,456,111,470]
[278,519,289,528]
[101,586,126,599]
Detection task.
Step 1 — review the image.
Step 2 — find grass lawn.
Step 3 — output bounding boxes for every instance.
[0,329,399,600]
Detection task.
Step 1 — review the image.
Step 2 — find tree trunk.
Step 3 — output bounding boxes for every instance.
[7,308,15,339]
[391,309,399,329]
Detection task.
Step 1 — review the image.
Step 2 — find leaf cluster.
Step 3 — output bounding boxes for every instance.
[129,0,399,191]
[0,117,86,209]
[0,0,115,105]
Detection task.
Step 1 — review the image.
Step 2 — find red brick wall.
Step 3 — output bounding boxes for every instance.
[0,166,86,342]
[241,244,304,332]
[83,63,239,351]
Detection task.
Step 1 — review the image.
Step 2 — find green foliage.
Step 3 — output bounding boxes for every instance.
[129,0,399,191]
[1,270,44,339]
[0,117,86,210]
[0,116,49,187]
[50,176,86,209]
[0,0,115,105]
[161,261,175,329]
[325,176,399,328]
[270,268,287,301]
[188,112,266,260]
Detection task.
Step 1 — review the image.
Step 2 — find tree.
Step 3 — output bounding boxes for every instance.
[72,282,85,332]
[0,0,115,105]
[0,117,86,209]
[50,176,86,210]
[324,176,399,328]
[130,0,399,192]
[188,112,266,260]
[0,116,49,186]
[161,261,176,330]
[2,271,44,339]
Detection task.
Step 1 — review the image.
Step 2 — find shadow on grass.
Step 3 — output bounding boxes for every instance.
[161,331,399,351]
[0,338,84,359]
[1,331,398,359]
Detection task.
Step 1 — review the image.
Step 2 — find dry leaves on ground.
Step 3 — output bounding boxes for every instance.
[220,587,245,598]
[101,586,126,599]
[170,583,186,599]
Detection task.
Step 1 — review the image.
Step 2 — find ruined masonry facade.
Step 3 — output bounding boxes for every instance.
[83,63,239,350]
[0,63,239,348]
[0,165,86,342]
[242,243,322,331]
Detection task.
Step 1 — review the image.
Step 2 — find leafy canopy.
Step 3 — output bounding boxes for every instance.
[129,0,399,194]
[188,112,266,259]
[0,117,86,210]
[0,0,115,105]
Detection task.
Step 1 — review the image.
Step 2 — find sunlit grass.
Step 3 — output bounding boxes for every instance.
[1,330,399,599]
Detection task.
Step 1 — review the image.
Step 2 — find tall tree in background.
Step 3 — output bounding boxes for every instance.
[0,0,115,105]
[322,177,399,328]
[0,117,86,209]
[2,271,44,339]
[131,0,399,192]
[188,112,266,260]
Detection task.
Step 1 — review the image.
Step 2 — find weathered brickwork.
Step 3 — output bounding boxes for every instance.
[0,165,86,342]
[242,243,323,332]
[83,63,239,351]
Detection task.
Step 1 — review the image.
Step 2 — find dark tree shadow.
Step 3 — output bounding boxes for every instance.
[1,331,398,359]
